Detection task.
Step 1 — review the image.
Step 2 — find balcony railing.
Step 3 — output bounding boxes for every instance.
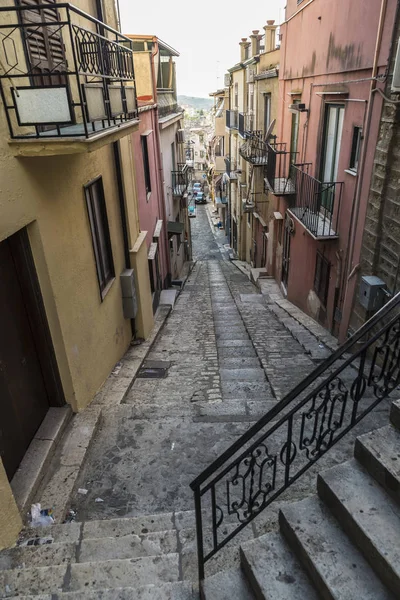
[226,109,238,130]
[238,112,256,138]
[0,3,137,141]
[172,163,190,196]
[264,143,297,195]
[239,131,267,165]
[289,164,343,239]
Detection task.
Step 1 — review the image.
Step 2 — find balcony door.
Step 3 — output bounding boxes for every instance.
[321,104,344,211]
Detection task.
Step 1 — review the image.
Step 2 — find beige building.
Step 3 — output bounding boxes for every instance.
[224,21,280,266]
[0,0,154,547]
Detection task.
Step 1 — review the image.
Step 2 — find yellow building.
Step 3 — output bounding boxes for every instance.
[0,0,154,546]
[225,21,280,267]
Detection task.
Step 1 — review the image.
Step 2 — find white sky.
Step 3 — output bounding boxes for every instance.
[119,0,285,98]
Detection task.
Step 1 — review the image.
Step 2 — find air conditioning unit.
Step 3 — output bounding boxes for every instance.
[224,73,231,87]
[246,67,255,83]
[392,36,400,92]
[176,129,185,143]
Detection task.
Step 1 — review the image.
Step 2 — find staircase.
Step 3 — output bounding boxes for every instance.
[202,399,400,599]
[0,400,398,599]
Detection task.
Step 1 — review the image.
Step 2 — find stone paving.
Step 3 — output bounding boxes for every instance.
[72,203,391,536]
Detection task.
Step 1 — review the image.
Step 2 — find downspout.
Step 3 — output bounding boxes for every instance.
[150,39,172,285]
[342,0,388,325]
[113,140,136,338]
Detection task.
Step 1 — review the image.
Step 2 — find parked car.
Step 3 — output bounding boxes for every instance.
[188,204,196,218]
[192,183,202,192]
[195,192,206,204]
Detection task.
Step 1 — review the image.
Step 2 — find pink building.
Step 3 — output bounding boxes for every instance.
[265,0,397,341]
[130,46,171,312]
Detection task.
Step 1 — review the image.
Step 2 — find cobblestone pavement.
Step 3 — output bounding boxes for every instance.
[73,204,391,534]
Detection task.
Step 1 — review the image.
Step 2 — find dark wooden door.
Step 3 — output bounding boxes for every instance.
[0,235,50,480]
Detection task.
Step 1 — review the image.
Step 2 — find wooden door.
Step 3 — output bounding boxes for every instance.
[0,234,50,480]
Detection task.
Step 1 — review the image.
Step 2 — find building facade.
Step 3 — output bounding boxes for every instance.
[0,0,154,547]
[268,0,397,341]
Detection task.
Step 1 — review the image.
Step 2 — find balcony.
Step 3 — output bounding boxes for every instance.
[157,89,179,118]
[263,143,297,195]
[172,163,190,197]
[239,131,267,165]
[0,3,138,155]
[288,164,343,239]
[226,109,238,130]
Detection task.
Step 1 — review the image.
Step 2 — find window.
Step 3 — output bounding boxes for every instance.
[200,150,204,158]
[290,99,300,160]
[349,126,362,172]
[215,137,224,157]
[141,135,151,196]
[234,83,238,108]
[264,94,271,134]
[199,135,204,143]
[314,251,330,305]
[85,177,115,298]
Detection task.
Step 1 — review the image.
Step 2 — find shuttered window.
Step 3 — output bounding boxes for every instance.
[17,0,66,84]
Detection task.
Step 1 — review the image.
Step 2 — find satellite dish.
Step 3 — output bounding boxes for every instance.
[264,118,276,142]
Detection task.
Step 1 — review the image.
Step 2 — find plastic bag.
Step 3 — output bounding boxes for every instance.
[30,503,55,527]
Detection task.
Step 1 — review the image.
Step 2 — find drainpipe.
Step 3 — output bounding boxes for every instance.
[341,0,388,333]
[113,140,136,337]
[150,39,172,285]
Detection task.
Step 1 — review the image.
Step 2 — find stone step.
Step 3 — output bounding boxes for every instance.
[82,513,175,539]
[202,567,254,600]
[280,496,394,600]
[18,522,82,546]
[216,332,250,341]
[219,368,265,382]
[0,554,180,597]
[216,340,254,348]
[354,425,400,505]
[61,582,196,599]
[318,459,400,596]
[0,541,75,571]
[218,357,260,368]
[390,399,400,430]
[218,347,257,358]
[221,381,273,399]
[79,530,178,562]
[4,581,195,600]
[240,532,319,600]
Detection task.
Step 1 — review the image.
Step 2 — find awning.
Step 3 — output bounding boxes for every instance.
[214,174,222,186]
[168,221,184,236]
[253,212,267,227]
[153,220,163,239]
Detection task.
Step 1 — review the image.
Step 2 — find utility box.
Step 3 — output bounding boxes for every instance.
[120,269,137,319]
[359,275,386,311]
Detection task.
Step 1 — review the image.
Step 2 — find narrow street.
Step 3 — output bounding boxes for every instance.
[73,205,388,525]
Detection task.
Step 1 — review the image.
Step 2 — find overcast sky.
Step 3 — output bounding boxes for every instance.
[119,0,285,98]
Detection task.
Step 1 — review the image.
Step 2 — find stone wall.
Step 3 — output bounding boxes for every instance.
[350,21,400,332]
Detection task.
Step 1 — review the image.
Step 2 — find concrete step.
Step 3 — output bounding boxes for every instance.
[218,347,257,358]
[219,368,265,382]
[4,582,195,599]
[0,554,180,597]
[0,541,76,571]
[318,459,400,596]
[280,496,394,600]
[390,400,400,430]
[18,522,82,546]
[354,425,400,505]
[240,532,319,600]
[82,513,175,539]
[216,332,250,341]
[202,567,254,600]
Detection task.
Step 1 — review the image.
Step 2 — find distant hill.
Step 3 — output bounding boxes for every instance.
[178,95,213,110]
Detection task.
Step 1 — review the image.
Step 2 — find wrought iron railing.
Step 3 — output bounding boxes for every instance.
[289,164,343,238]
[0,3,137,140]
[238,112,256,138]
[264,143,297,194]
[239,131,267,165]
[190,291,400,584]
[226,109,238,129]
[172,163,190,196]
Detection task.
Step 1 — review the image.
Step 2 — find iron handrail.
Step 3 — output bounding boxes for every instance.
[190,290,400,582]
